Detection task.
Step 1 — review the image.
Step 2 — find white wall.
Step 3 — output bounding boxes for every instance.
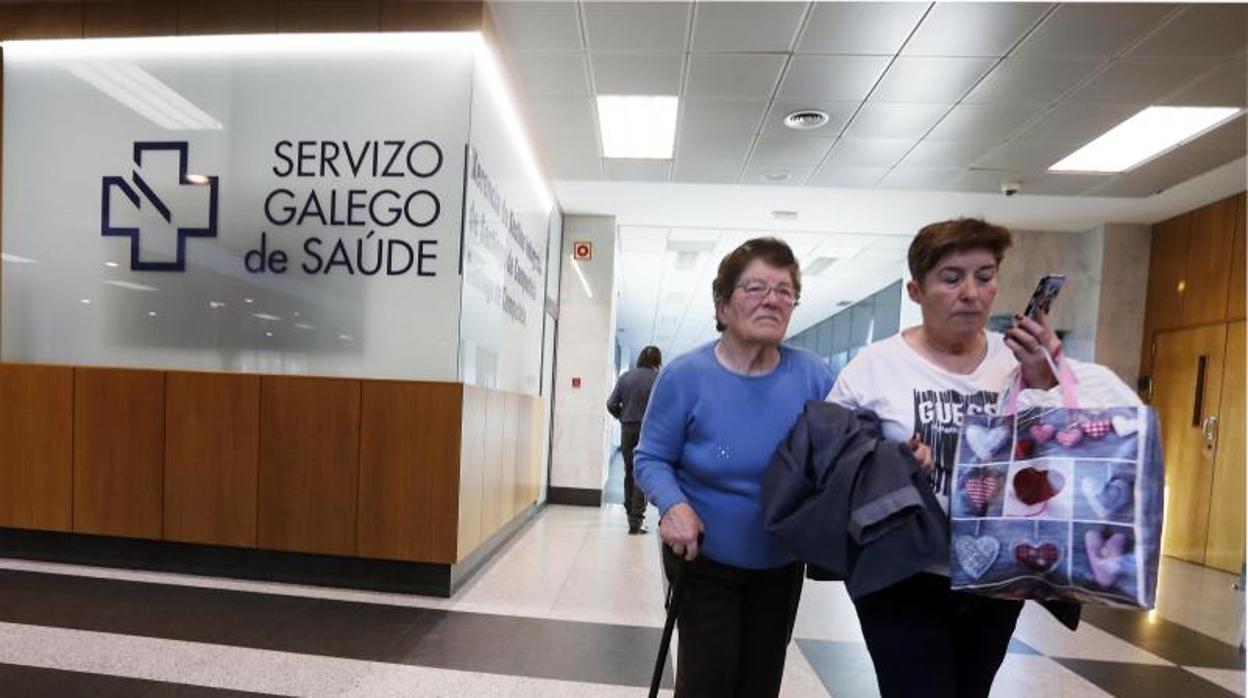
[550,215,617,493]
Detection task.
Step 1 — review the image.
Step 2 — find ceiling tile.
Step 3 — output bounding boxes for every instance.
[808,166,890,188]
[897,140,997,168]
[750,134,836,166]
[949,168,1026,194]
[1129,4,1248,60]
[902,2,1050,57]
[973,140,1075,172]
[964,58,1106,106]
[741,163,816,186]
[1066,59,1217,108]
[489,2,583,53]
[761,99,857,137]
[673,157,742,183]
[687,54,787,100]
[1011,105,1134,147]
[822,138,916,168]
[681,98,770,134]
[526,96,598,134]
[590,54,682,94]
[692,1,807,53]
[870,56,996,103]
[512,53,592,96]
[605,159,673,182]
[676,133,755,162]
[798,2,928,55]
[1013,3,1175,59]
[1161,60,1248,107]
[535,128,598,159]
[1089,147,1243,197]
[1188,114,1247,151]
[926,104,1042,141]
[843,102,950,140]
[582,2,690,53]
[1023,173,1113,196]
[780,55,891,101]
[543,148,602,180]
[877,167,962,191]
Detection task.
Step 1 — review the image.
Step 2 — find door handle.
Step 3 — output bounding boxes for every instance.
[1203,414,1219,444]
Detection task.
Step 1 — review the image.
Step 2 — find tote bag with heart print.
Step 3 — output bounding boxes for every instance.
[947,359,1164,609]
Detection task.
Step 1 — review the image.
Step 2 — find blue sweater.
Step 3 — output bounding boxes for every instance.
[635,342,835,569]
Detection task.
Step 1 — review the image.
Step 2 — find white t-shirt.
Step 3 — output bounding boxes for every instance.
[826,330,1018,512]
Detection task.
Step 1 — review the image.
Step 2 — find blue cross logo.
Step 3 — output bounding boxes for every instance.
[101,141,218,272]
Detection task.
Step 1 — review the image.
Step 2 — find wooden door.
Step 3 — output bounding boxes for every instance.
[1228,193,1246,321]
[1205,321,1245,572]
[1140,214,1191,378]
[1153,325,1227,563]
[1184,195,1238,326]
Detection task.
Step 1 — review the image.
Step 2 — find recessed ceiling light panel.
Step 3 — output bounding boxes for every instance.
[1050,105,1242,173]
[597,95,678,159]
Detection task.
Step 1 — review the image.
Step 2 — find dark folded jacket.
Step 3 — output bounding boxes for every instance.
[762,401,1081,630]
[762,401,947,599]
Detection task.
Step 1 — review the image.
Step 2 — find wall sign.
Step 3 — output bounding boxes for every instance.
[3,33,551,392]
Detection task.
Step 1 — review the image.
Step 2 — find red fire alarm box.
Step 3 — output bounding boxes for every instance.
[572,377,582,388]
[573,241,592,260]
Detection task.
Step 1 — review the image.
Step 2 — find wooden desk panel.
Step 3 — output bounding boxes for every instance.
[0,365,73,531]
[456,385,486,561]
[480,389,506,539]
[73,368,166,539]
[358,381,462,564]
[257,376,360,556]
[499,393,519,522]
[164,372,260,548]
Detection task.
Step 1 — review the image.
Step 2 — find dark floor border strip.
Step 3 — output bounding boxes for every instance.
[548,486,602,507]
[0,527,453,596]
[1051,658,1241,698]
[0,662,277,698]
[0,567,674,689]
[1079,605,1245,670]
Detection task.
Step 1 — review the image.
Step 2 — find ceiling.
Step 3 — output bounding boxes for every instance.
[484,1,1248,359]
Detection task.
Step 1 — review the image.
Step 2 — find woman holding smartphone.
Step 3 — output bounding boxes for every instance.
[826,218,1061,698]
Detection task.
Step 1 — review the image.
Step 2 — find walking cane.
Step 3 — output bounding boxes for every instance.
[650,534,700,698]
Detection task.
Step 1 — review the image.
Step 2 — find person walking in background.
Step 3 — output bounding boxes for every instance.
[635,238,834,697]
[607,345,662,535]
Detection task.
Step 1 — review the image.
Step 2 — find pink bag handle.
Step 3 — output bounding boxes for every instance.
[1004,351,1080,415]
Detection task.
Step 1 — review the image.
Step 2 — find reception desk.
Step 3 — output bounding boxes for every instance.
[0,363,545,595]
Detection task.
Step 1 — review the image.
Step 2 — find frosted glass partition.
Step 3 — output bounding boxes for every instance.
[2,33,554,394]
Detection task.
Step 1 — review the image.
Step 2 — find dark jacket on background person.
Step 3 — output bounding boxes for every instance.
[761,401,947,599]
[606,367,659,424]
[761,400,1081,630]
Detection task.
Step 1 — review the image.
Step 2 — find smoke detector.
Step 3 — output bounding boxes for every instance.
[783,110,830,131]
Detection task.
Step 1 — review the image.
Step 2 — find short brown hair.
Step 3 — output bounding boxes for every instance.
[908,218,1013,284]
[711,237,801,332]
[636,345,662,369]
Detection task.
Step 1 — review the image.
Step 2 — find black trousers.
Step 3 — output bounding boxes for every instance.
[853,573,1023,698]
[661,546,804,698]
[620,423,646,528]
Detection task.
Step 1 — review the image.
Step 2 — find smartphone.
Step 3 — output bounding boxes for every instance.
[1023,274,1066,319]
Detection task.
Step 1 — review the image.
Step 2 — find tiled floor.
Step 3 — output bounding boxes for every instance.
[0,503,1242,696]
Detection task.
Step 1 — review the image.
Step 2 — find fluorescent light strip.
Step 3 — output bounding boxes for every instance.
[113,62,222,130]
[3,33,478,60]
[597,95,678,159]
[474,37,554,213]
[66,63,185,129]
[104,280,159,292]
[1050,106,1243,173]
[571,258,593,299]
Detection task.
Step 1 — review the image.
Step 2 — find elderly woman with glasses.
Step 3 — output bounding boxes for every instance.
[635,237,834,698]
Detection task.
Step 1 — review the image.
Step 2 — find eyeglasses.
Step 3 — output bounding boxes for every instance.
[735,281,798,305]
